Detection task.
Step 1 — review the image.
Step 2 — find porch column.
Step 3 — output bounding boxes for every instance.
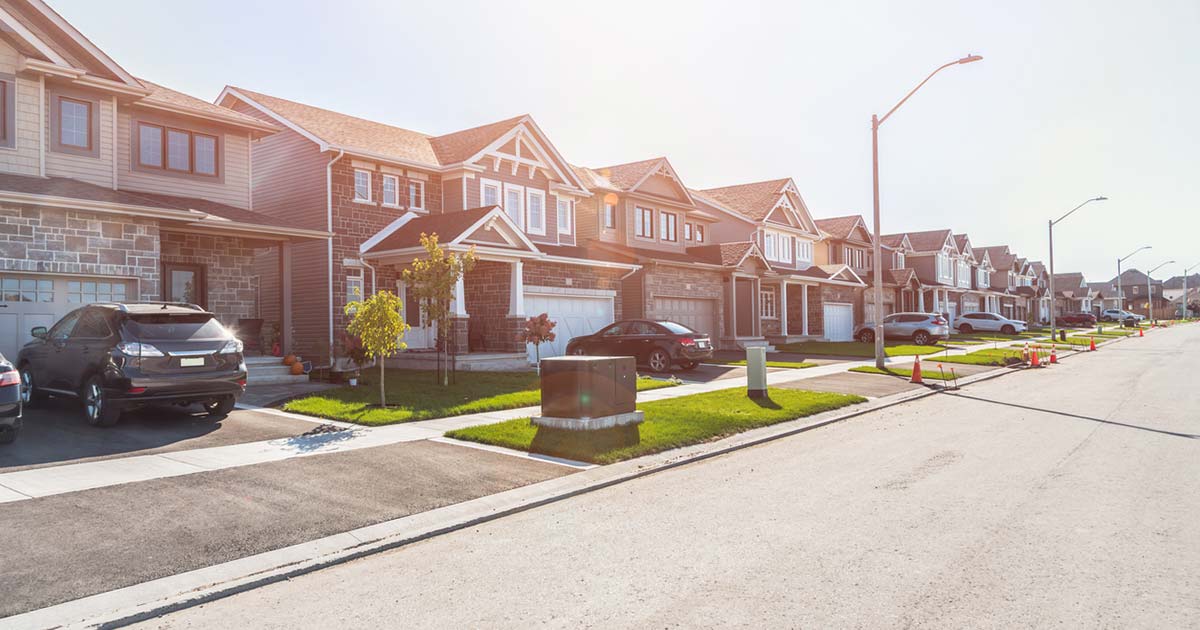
[729,276,737,338]
[801,284,809,335]
[453,274,468,317]
[779,282,788,336]
[753,278,762,337]
[918,288,925,311]
[279,241,293,355]
[508,259,525,317]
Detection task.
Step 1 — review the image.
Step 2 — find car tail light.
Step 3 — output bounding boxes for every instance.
[116,342,164,357]
[127,386,147,395]
[237,378,247,388]
[220,338,244,354]
[679,337,696,347]
[0,371,19,387]
[932,317,947,325]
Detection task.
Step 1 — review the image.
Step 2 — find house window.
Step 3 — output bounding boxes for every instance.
[895,252,905,268]
[660,211,677,242]
[557,197,573,235]
[635,207,654,238]
[481,179,501,207]
[527,189,546,235]
[382,175,399,207]
[2,277,54,303]
[695,224,705,243]
[797,240,813,263]
[59,97,91,149]
[346,269,364,305]
[764,233,777,260]
[603,203,617,229]
[0,78,13,149]
[354,170,372,202]
[409,180,425,210]
[135,122,218,176]
[760,287,778,319]
[504,184,525,229]
[684,223,693,241]
[162,263,205,307]
[779,234,793,263]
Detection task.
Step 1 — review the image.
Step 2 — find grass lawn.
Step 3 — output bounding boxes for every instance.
[949,332,1042,343]
[774,341,944,357]
[445,387,865,464]
[939,339,987,346]
[708,359,818,369]
[930,348,1025,367]
[848,365,954,381]
[283,369,679,426]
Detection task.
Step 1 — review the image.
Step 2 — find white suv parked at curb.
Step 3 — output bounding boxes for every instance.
[956,312,1026,335]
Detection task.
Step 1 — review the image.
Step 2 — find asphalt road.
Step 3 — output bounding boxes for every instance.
[138,325,1200,628]
[0,440,567,618]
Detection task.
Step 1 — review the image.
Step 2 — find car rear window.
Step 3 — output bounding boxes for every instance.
[124,314,227,340]
[658,321,696,335]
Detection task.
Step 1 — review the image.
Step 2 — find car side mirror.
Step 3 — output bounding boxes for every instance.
[31,326,48,339]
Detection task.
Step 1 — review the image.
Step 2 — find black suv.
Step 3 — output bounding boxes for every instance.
[565,320,713,372]
[17,302,247,427]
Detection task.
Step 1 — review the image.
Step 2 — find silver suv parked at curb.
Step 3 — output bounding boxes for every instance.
[855,312,950,346]
[956,312,1027,335]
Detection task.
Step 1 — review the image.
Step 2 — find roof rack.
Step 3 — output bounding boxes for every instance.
[90,301,207,312]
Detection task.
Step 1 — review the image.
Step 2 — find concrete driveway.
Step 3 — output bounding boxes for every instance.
[0,397,320,473]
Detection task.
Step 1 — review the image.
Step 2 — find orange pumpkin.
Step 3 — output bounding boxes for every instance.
[290,361,304,375]
[283,354,297,366]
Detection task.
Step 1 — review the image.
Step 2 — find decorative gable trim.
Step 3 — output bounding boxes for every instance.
[358,213,419,255]
[465,119,589,194]
[627,158,694,206]
[25,0,143,88]
[777,179,819,236]
[451,206,541,253]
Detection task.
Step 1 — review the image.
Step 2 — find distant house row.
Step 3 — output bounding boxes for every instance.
[0,1,1181,365]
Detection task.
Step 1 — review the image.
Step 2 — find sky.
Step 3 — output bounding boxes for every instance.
[53,0,1199,282]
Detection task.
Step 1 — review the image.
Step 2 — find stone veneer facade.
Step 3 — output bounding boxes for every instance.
[160,231,261,325]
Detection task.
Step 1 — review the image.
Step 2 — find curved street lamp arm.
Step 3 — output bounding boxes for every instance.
[1149,261,1176,274]
[1119,245,1151,263]
[877,60,961,126]
[1052,197,1106,226]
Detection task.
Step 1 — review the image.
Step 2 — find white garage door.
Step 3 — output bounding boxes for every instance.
[523,292,614,363]
[0,274,130,360]
[652,297,716,338]
[823,303,854,342]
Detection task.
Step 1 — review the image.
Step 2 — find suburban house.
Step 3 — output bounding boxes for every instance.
[1028,261,1051,322]
[950,234,1004,316]
[1087,281,1122,314]
[688,180,864,344]
[1051,272,1094,315]
[217,87,644,367]
[883,229,962,325]
[0,0,329,360]
[1162,274,1200,303]
[1109,269,1169,319]
[878,233,925,313]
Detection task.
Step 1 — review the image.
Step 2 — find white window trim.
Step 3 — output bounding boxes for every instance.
[557,197,573,235]
[684,222,694,241]
[526,188,547,235]
[779,234,793,263]
[797,239,813,263]
[660,210,678,242]
[764,232,777,261]
[634,206,654,240]
[603,202,617,230]
[760,287,778,319]
[695,223,705,243]
[381,174,400,208]
[409,180,425,211]
[480,177,502,208]
[353,169,372,204]
[503,182,525,230]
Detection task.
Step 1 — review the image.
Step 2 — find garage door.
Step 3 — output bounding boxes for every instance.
[823,303,854,342]
[0,274,130,360]
[523,292,614,363]
[652,297,716,338]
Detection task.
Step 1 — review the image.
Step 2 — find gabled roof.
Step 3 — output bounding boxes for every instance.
[362,206,526,255]
[889,268,918,286]
[576,157,693,204]
[880,233,913,251]
[2,0,142,88]
[1029,261,1047,277]
[977,246,1016,270]
[1052,272,1087,289]
[696,178,792,222]
[428,115,527,165]
[1162,274,1200,290]
[687,242,764,267]
[815,215,871,243]
[136,79,278,134]
[892,229,954,253]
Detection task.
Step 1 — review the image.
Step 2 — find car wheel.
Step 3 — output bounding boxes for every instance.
[81,375,120,428]
[912,331,931,346]
[958,324,973,334]
[204,396,236,418]
[647,348,671,373]
[857,329,875,343]
[18,365,45,406]
[1001,324,1016,335]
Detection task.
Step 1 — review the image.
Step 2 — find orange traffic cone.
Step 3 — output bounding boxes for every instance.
[1139,327,1144,337]
[1022,343,1030,364]
[1031,346,1041,367]
[1089,336,1097,351]
[1049,344,1058,364]
[910,354,924,384]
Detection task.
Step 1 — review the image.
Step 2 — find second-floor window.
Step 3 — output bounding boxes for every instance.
[504,184,525,229]
[354,170,372,202]
[797,240,813,263]
[137,123,218,176]
[557,197,573,235]
[382,175,399,207]
[694,224,705,243]
[778,234,793,263]
[764,233,777,260]
[527,189,546,235]
[59,97,91,149]
[684,223,693,241]
[604,203,617,229]
[957,260,971,287]
[895,252,905,268]
[409,180,425,210]
[481,179,500,207]
[635,207,654,238]
[936,254,952,281]
[0,79,13,149]
[660,211,677,242]
[977,268,989,287]
[760,287,778,319]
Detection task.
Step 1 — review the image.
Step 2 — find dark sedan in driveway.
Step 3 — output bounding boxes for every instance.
[566,320,713,372]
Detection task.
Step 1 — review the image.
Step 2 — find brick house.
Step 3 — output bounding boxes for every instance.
[217,88,639,366]
[692,179,864,344]
[884,229,963,325]
[0,1,328,359]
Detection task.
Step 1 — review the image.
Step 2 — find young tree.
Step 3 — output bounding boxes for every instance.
[401,233,477,386]
[520,313,557,365]
[345,290,409,407]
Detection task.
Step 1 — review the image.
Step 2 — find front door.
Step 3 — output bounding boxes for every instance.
[163,263,206,307]
[735,278,755,337]
[400,283,435,350]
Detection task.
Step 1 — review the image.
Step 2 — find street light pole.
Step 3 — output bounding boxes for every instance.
[1047,197,1107,342]
[1116,246,1150,317]
[1146,260,1175,323]
[870,54,982,369]
[1183,263,1199,318]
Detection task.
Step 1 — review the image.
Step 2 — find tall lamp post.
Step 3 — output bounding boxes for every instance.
[1116,245,1150,315]
[1146,260,1175,323]
[1048,197,1107,342]
[870,54,982,369]
[1183,263,1199,318]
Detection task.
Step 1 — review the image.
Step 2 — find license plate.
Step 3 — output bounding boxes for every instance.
[179,357,205,367]
[697,340,709,349]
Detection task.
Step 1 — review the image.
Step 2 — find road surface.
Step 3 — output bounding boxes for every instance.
[139,325,1200,628]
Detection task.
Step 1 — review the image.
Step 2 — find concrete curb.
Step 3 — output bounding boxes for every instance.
[8,333,1138,629]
